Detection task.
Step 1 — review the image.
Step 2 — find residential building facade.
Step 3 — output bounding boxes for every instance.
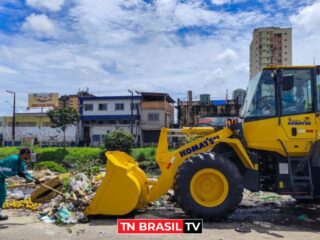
[1,113,77,146]
[140,92,175,145]
[79,96,142,147]
[59,89,93,110]
[250,27,292,78]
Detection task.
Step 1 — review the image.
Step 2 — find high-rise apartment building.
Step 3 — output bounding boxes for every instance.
[250,27,292,79]
[232,89,246,106]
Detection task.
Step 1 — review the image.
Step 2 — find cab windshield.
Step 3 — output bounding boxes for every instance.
[241,68,315,119]
[240,70,275,118]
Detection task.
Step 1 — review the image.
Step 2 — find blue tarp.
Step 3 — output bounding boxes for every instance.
[211,100,227,105]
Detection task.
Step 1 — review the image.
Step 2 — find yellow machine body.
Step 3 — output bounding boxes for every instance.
[85,65,320,217]
[84,127,254,216]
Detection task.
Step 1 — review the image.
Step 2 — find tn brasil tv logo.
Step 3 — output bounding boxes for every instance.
[118,219,203,234]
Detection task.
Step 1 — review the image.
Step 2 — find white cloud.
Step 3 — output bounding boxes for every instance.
[175,3,223,26]
[290,1,320,33]
[22,14,57,38]
[26,0,65,12]
[235,63,249,74]
[289,1,320,65]
[216,49,238,62]
[211,0,232,5]
[206,68,225,85]
[0,65,18,74]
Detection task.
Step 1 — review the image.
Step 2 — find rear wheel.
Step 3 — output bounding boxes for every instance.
[174,153,243,221]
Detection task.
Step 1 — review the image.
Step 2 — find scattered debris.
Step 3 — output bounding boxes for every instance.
[7,188,34,200]
[40,215,56,223]
[296,214,314,223]
[146,192,176,211]
[297,214,307,222]
[76,228,85,236]
[99,231,109,237]
[235,224,251,233]
[56,207,77,224]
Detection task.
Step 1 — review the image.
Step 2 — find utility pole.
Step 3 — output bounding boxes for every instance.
[164,94,168,127]
[6,90,16,145]
[128,90,134,135]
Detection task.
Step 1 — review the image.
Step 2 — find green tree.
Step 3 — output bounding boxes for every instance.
[104,130,135,153]
[47,107,80,147]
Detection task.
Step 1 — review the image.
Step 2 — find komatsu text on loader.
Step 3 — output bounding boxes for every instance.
[85,65,320,220]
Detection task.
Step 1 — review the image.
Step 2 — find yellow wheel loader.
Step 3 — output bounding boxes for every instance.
[85,65,320,220]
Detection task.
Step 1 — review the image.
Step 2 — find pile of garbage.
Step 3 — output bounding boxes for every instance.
[37,172,104,224]
[5,170,105,225]
[241,189,295,207]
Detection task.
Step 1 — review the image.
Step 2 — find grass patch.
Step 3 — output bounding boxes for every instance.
[0,147,20,159]
[35,147,104,165]
[34,161,67,173]
[0,146,160,172]
[131,147,157,170]
[0,147,105,170]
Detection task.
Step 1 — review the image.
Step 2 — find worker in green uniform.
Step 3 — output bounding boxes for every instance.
[0,147,40,220]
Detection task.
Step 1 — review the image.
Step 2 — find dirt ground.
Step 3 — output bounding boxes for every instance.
[1,191,320,240]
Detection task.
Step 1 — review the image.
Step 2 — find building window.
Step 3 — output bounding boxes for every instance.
[84,104,93,111]
[106,120,116,124]
[115,103,124,111]
[118,120,130,124]
[99,103,108,111]
[148,112,159,121]
[92,135,100,142]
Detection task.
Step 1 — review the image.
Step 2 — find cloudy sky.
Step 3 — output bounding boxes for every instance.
[0,0,320,115]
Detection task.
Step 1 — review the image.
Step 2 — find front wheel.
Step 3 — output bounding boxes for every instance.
[174,153,243,221]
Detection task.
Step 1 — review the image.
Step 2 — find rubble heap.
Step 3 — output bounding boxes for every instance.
[4,171,105,225]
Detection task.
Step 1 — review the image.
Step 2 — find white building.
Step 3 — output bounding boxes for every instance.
[1,113,77,146]
[79,96,142,147]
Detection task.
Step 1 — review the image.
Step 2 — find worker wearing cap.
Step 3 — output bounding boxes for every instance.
[0,147,40,221]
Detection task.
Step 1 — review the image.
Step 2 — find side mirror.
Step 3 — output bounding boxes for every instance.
[282,75,294,91]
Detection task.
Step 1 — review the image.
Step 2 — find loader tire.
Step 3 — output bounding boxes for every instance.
[174,152,243,221]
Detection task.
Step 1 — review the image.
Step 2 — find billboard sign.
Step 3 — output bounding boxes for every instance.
[28,93,59,108]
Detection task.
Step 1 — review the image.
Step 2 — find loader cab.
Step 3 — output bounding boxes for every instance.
[241,66,319,155]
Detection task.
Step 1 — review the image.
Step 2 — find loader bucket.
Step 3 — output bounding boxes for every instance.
[84,151,148,216]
